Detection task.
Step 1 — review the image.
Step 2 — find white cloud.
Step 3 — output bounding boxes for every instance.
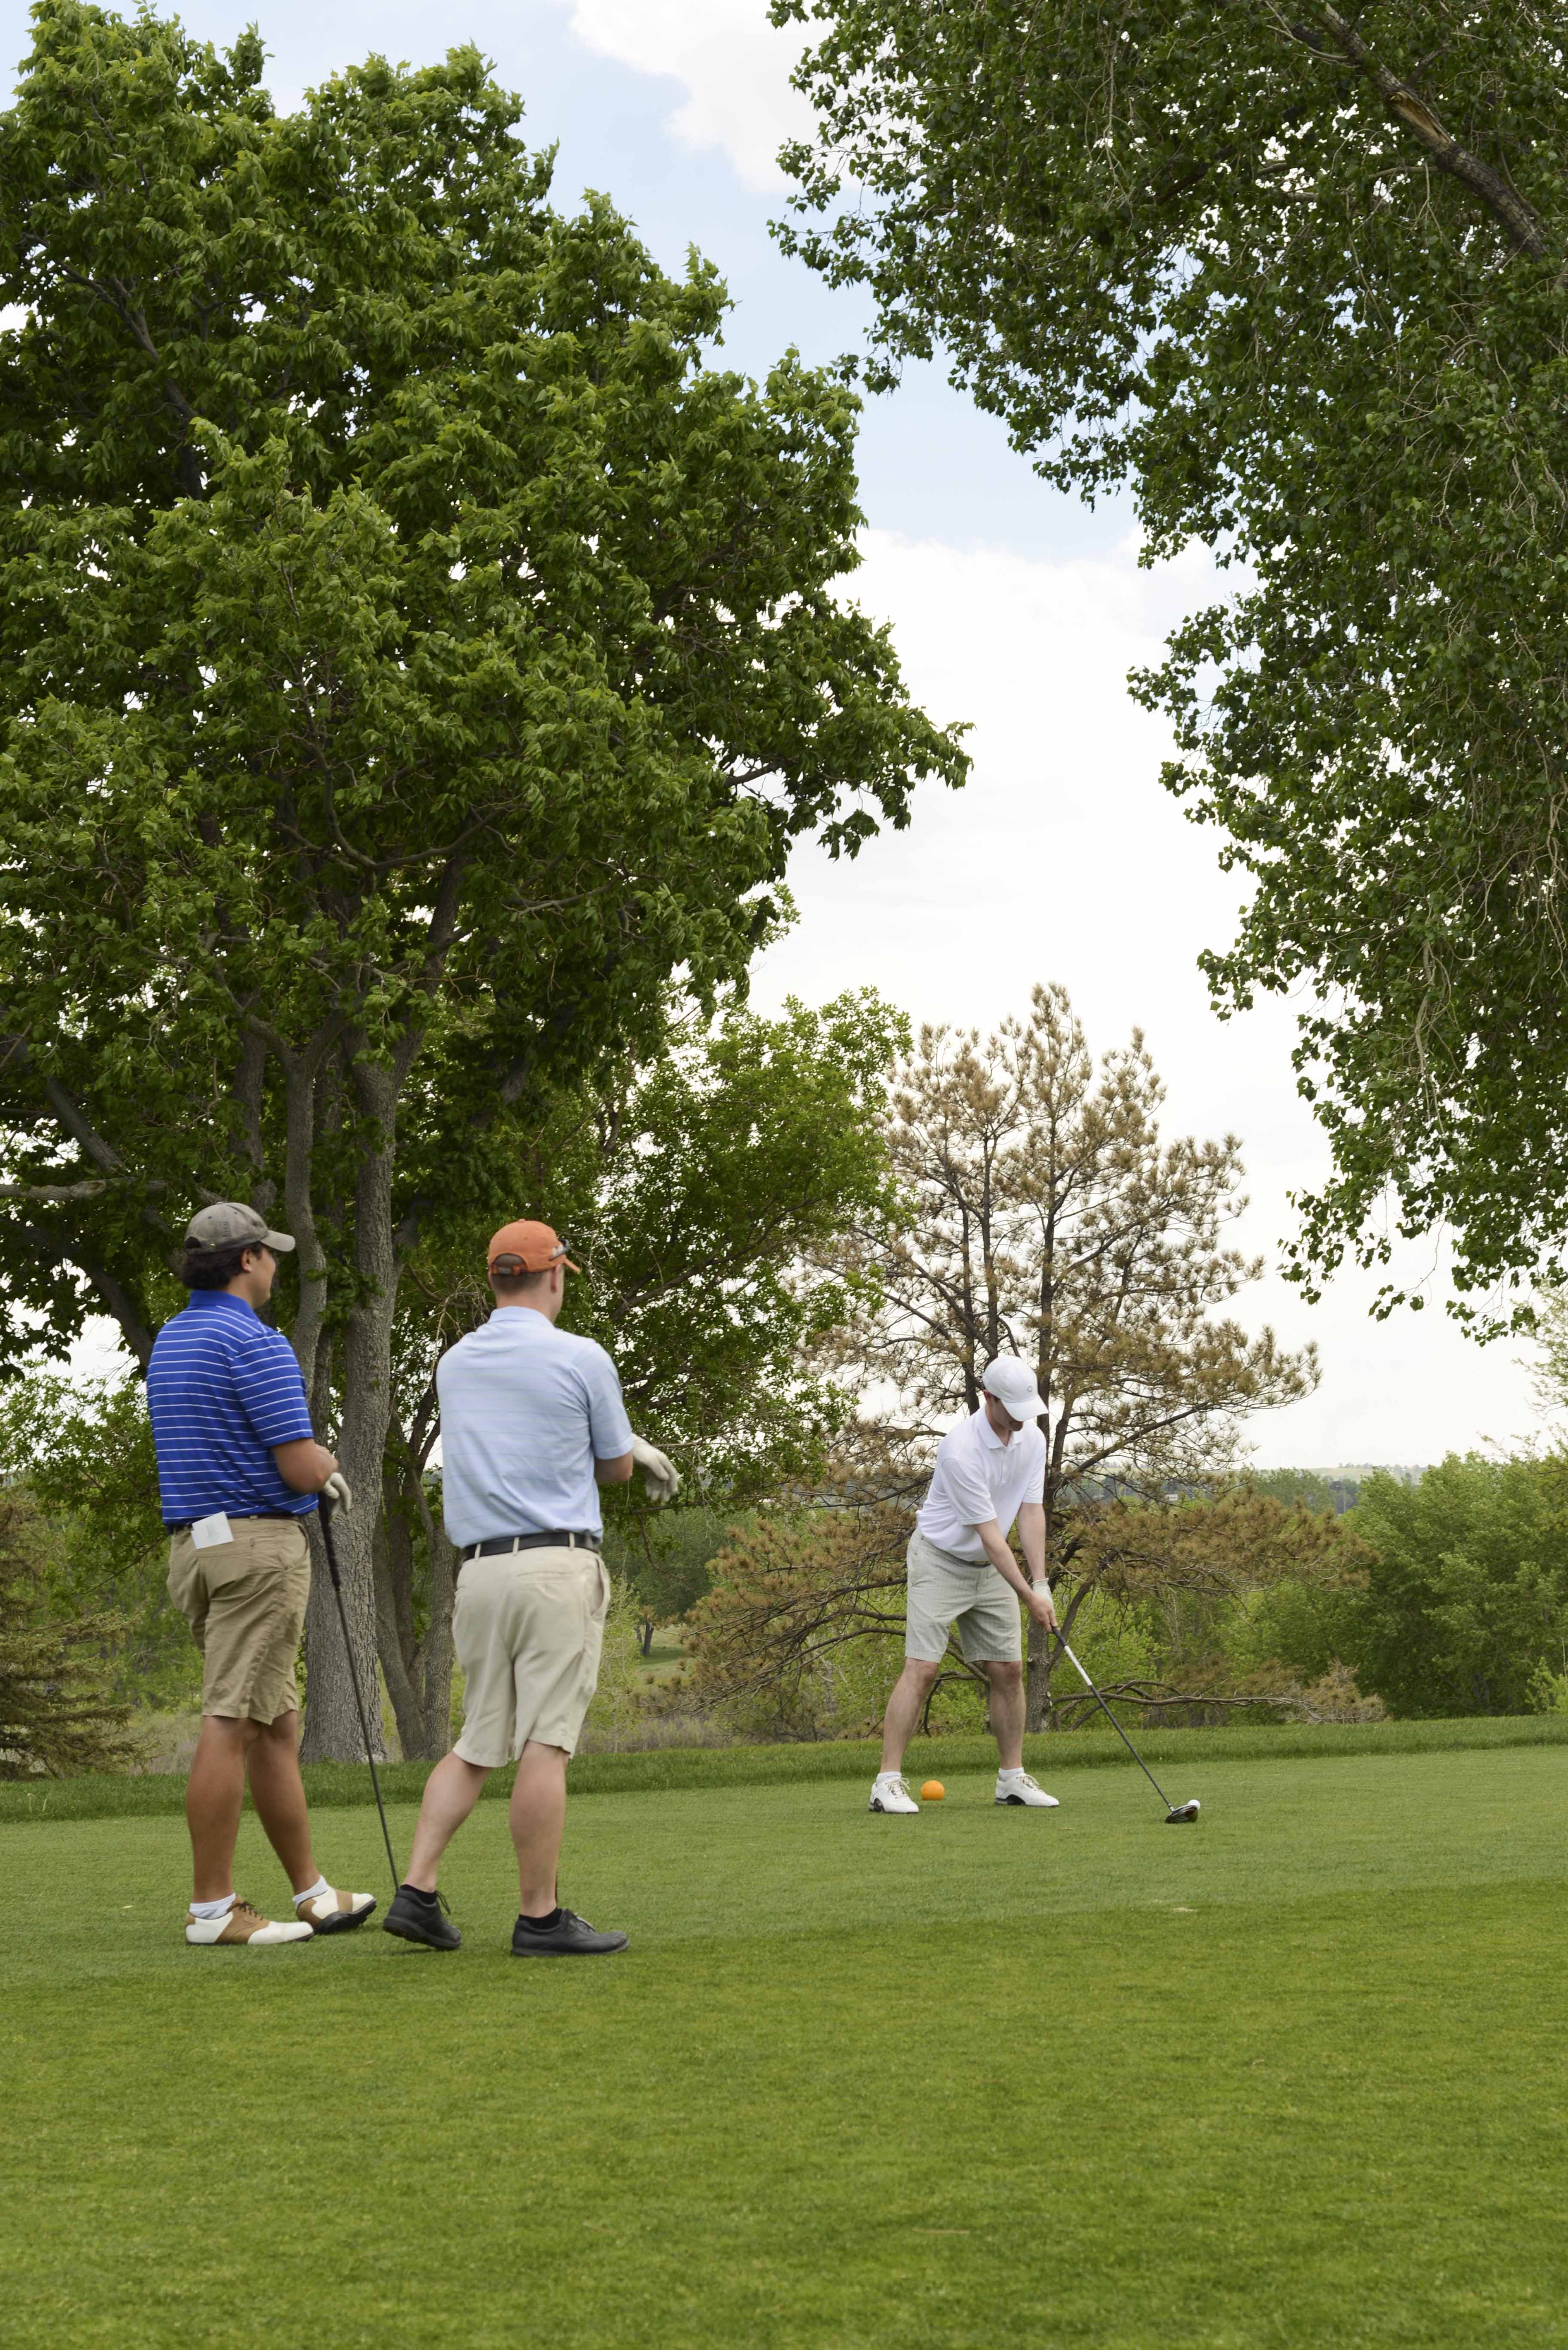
[749,528,1545,1469]
[566,0,812,190]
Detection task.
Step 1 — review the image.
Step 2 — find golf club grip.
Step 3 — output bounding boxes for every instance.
[320,1491,343,1588]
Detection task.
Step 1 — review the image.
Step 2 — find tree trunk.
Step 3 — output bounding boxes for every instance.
[300,1057,398,1762]
[373,1489,425,1761]
[1025,1610,1055,1731]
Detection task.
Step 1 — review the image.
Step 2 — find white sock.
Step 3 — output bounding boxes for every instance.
[998,1767,1028,1782]
[190,1892,237,1921]
[874,1769,903,1784]
[292,1873,331,1909]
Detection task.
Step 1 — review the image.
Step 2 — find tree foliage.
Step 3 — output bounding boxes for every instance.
[1344,1455,1568,1717]
[0,3,963,1756]
[0,1491,132,1776]
[775,0,1568,1323]
[0,1372,189,1706]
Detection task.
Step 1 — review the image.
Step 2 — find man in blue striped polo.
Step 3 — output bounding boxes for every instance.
[147,1202,376,1948]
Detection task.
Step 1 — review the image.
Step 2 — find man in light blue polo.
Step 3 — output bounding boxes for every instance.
[385,1218,678,1957]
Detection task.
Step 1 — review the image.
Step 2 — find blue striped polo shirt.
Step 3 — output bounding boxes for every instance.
[146,1290,318,1527]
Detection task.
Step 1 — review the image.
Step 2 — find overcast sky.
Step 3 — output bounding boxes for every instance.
[3,0,1550,1466]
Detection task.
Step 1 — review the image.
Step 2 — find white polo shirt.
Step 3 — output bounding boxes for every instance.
[915,1406,1047,1562]
[437,1308,635,1548]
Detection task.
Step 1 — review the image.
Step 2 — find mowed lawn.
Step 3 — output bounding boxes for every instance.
[7,1746,1568,2349]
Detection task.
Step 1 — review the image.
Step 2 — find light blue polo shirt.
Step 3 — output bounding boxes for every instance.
[436,1308,635,1547]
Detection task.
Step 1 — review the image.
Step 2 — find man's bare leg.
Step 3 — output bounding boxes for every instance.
[511,1742,569,1914]
[185,1715,256,1901]
[403,1752,491,1891]
[244,1709,319,1895]
[879,1659,943,1776]
[984,1659,1026,1771]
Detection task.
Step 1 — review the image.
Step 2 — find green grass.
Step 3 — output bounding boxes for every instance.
[9,1740,1568,2347]
[9,1707,1568,1822]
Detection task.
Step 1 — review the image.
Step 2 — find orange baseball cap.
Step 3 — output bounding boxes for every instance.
[487,1218,580,1276]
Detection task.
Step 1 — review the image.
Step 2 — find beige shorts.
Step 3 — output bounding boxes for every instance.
[905,1528,1023,1664]
[167,1516,312,1723]
[452,1547,612,1767]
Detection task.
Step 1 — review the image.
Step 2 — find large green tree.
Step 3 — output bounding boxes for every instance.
[0,2,964,1756]
[373,990,905,1755]
[775,0,1568,1327]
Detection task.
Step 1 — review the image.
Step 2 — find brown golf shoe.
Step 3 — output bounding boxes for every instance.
[185,1898,313,1946]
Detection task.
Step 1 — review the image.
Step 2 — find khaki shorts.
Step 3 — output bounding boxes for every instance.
[167,1516,312,1723]
[452,1547,612,1767]
[905,1528,1023,1664]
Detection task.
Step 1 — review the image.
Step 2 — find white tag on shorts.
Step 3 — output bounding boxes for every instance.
[190,1512,233,1550]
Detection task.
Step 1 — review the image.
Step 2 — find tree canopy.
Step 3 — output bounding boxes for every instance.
[775,1,1568,1325]
[0,2,963,1754]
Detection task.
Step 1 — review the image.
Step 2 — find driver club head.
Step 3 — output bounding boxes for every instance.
[1164,1800,1201,1825]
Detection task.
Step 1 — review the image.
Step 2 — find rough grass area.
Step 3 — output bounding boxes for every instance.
[6,1708,1568,1822]
[8,1742,1568,2347]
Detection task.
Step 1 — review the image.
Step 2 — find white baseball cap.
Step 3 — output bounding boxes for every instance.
[982,1356,1046,1421]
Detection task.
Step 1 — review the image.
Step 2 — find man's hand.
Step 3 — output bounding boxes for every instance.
[322,1471,353,1515]
[630,1436,680,1505]
[1025,1581,1058,1632]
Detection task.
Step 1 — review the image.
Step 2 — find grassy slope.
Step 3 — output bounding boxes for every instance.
[8,1745,1568,2348]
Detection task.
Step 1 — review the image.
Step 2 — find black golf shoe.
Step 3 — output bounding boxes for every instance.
[383,1883,461,1950]
[510,1907,628,1958]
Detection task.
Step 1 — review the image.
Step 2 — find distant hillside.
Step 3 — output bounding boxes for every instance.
[1251,1465,1429,1516]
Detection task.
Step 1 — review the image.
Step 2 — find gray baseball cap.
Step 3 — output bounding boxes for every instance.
[184,1202,296,1254]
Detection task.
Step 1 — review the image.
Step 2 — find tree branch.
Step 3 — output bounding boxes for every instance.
[1310,4,1548,258]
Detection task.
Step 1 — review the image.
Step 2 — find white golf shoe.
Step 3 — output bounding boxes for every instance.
[185,1898,313,1946]
[868,1772,920,1814]
[995,1770,1059,1808]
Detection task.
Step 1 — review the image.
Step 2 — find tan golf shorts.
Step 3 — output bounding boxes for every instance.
[167,1516,312,1723]
[904,1528,1023,1664]
[452,1546,612,1767]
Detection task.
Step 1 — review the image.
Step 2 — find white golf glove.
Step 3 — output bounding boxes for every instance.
[630,1436,680,1505]
[322,1471,354,1514]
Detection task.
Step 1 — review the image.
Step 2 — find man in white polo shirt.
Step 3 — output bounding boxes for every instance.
[869,1356,1060,1815]
[384,1219,678,1956]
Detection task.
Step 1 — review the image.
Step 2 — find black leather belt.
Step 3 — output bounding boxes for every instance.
[461,1529,600,1563]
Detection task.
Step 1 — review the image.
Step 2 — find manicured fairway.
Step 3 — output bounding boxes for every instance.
[7,1745,1568,2348]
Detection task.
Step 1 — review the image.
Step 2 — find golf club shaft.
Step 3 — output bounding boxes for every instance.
[1055,1637,1177,1811]
[319,1503,400,1894]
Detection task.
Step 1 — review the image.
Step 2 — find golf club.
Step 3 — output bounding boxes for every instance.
[1055,1636,1201,1824]
[319,1492,401,1892]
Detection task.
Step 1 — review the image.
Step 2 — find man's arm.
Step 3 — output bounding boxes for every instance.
[594,1451,634,1485]
[272,1437,340,1494]
[975,1512,1057,1630]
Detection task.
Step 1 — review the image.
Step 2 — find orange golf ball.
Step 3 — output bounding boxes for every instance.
[921,1779,946,1801]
